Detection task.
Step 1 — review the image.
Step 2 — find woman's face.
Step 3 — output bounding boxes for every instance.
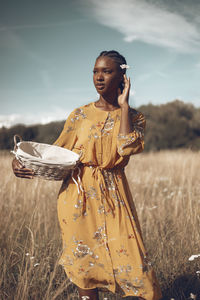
[93,57,123,96]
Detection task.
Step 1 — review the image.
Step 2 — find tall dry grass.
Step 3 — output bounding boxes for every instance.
[0,150,200,300]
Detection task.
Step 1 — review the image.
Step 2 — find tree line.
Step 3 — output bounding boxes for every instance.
[1,100,200,151]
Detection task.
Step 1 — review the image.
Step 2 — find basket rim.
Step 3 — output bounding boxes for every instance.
[16,155,80,167]
[13,140,81,165]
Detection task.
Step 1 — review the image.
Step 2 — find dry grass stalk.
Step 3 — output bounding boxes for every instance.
[0,150,200,299]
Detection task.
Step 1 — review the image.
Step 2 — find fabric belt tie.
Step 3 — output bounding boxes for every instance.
[71,165,116,217]
[91,166,116,217]
[71,167,84,194]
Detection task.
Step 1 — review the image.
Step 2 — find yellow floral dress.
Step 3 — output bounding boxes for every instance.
[54,102,162,299]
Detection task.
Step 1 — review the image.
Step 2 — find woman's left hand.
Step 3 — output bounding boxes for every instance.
[117,74,131,108]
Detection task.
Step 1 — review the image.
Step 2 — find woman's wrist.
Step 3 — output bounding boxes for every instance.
[120,103,129,111]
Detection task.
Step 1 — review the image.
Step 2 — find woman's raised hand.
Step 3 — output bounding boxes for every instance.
[117,74,131,108]
[12,158,34,179]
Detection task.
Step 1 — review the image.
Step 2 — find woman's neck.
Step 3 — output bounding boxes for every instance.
[96,95,119,110]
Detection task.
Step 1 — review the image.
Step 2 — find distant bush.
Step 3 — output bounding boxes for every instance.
[0,100,200,151]
[0,121,64,150]
[140,100,200,151]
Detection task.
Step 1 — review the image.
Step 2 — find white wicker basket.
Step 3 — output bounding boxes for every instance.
[12,135,81,181]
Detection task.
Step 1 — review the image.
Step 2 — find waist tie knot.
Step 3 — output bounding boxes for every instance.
[90,166,116,217]
[71,165,116,217]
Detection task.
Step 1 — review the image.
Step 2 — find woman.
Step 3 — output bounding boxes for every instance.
[12,50,162,300]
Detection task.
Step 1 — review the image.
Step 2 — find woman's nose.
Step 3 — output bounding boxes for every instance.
[96,72,104,81]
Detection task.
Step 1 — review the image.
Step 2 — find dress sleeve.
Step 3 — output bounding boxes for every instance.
[53,110,78,151]
[117,111,146,157]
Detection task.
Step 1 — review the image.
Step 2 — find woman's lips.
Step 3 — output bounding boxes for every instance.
[96,83,105,89]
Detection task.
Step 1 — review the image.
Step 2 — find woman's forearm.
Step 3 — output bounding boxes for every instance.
[119,104,132,135]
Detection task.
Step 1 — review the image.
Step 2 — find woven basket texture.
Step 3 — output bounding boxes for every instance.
[12,135,80,181]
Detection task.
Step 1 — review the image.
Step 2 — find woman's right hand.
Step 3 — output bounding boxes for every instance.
[12,158,34,179]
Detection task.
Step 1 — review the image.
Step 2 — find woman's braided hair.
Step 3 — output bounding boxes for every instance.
[97,50,127,91]
[97,50,127,73]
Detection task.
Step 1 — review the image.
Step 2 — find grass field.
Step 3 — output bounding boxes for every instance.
[0,150,200,300]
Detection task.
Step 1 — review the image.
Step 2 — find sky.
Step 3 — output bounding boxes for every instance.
[0,0,200,127]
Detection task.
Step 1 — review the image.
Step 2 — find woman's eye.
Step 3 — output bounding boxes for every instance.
[93,70,97,74]
[104,70,111,74]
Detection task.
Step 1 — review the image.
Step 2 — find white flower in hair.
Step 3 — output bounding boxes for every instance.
[120,64,130,69]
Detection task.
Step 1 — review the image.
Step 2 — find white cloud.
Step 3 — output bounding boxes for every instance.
[87,0,200,53]
[0,107,71,128]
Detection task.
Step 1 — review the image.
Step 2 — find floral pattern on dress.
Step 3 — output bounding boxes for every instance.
[101,113,115,136]
[93,225,107,245]
[55,102,162,299]
[85,186,100,201]
[72,237,93,259]
[65,108,87,133]
[117,111,145,156]
[117,132,142,156]
[116,245,129,257]
[119,277,144,295]
[72,108,87,121]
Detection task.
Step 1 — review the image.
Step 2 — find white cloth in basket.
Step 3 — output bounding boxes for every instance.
[14,141,80,166]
